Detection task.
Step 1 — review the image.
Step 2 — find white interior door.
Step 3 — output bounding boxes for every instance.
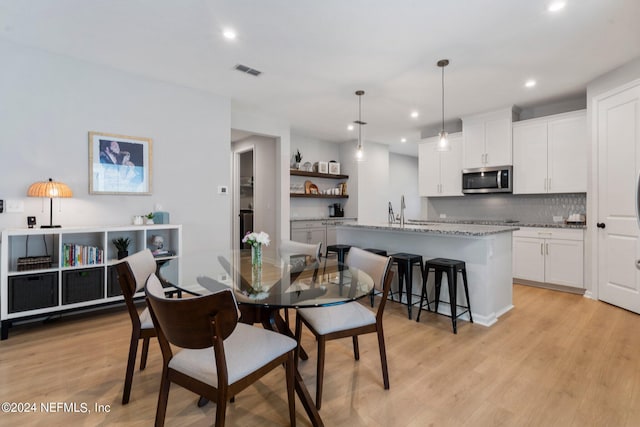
[597,82,640,313]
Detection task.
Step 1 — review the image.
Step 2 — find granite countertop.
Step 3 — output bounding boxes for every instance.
[339,222,519,237]
[407,219,586,230]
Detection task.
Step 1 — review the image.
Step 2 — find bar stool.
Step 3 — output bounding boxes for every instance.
[324,244,352,286]
[417,258,473,334]
[389,252,426,319]
[364,248,387,306]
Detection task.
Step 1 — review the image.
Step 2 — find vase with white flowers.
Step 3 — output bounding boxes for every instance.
[242,231,270,267]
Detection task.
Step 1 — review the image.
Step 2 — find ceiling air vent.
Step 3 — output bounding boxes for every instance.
[234,64,262,77]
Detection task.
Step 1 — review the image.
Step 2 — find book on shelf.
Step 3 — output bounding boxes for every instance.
[62,243,104,267]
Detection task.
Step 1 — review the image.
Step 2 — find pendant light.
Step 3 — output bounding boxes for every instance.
[436,59,451,152]
[354,90,366,161]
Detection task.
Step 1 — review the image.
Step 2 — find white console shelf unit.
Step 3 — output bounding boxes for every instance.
[0,224,182,339]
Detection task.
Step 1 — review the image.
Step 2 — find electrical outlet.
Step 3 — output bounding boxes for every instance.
[217,185,228,195]
[439,213,447,219]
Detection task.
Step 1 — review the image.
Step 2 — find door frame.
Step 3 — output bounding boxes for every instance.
[232,145,255,253]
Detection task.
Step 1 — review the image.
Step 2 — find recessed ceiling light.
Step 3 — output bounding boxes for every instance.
[547,1,566,12]
[401,138,407,143]
[525,79,537,88]
[223,29,237,40]
[410,111,419,119]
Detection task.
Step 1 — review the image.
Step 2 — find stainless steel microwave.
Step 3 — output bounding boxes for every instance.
[462,166,513,194]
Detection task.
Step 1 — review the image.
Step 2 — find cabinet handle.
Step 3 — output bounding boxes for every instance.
[541,243,544,255]
[636,260,640,270]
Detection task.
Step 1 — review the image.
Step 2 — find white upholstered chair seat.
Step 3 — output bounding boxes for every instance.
[169,323,296,386]
[139,307,154,330]
[297,302,375,335]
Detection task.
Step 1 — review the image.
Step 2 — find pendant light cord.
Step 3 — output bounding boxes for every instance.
[441,64,445,132]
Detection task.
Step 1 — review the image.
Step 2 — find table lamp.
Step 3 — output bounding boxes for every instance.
[27,178,73,228]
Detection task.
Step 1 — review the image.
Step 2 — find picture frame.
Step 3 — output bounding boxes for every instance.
[316,161,328,174]
[328,162,340,175]
[89,131,152,195]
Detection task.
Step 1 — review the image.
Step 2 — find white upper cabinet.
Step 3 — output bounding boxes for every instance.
[418,133,462,197]
[462,107,517,169]
[513,110,586,194]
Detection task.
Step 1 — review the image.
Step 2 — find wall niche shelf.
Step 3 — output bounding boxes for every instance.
[290,170,349,180]
[290,194,349,199]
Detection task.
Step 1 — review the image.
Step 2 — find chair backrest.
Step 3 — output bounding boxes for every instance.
[346,247,392,293]
[279,240,322,262]
[145,274,239,350]
[116,249,158,296]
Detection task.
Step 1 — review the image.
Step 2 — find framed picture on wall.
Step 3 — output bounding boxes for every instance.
[89,131,152,195]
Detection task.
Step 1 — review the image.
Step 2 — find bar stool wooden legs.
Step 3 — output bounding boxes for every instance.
[417,258,473,333]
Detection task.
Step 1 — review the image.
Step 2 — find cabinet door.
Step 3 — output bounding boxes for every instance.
[439,134,463,196]
[545,239,584,288]
[309,228,326,250]
[513,120,548,194]
[513,237,545,282]
[418,139,441,196]
[291,229,310,244]
[484,116,512,167]
[547,112,587,193]
[462,120,486,168]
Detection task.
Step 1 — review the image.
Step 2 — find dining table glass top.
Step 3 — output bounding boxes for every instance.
[173,248,374,309]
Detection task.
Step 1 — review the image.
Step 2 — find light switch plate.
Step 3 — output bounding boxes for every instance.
[5,199,24,213]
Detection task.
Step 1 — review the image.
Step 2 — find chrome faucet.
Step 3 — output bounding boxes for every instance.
[400,195,406,227]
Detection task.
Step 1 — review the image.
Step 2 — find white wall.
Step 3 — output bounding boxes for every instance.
[341,141,390,223]
[0,40,232,284]
[389,153,419,220]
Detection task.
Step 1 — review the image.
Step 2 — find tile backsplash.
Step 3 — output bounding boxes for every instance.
[424,193,586,224]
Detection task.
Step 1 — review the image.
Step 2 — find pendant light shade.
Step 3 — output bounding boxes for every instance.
[436,59,451,152]
[354,90,366,161]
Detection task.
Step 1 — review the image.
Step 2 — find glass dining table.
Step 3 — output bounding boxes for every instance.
[171,248,374,427]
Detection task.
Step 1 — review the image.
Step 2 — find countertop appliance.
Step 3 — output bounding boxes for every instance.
[462,166,513,194]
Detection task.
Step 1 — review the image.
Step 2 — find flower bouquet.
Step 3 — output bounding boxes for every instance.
[242,231,270,267]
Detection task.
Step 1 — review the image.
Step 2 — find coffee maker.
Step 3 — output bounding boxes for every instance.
[329,203,344,217]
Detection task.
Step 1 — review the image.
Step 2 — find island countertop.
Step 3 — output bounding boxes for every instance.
[339,221,519,237]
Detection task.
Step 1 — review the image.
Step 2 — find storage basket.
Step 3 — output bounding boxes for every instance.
[17,235,52,271]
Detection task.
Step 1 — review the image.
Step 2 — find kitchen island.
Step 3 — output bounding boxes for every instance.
[336,222,519,327]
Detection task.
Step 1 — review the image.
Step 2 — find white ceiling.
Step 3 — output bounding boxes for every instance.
[1,0,639,156]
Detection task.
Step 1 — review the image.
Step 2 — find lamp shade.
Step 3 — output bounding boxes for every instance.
[27,179,73,198]
[27,178,73,228]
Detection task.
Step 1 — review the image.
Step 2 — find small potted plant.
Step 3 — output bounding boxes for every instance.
[292,149,302,169]
[145,212,155,224]
[112,237,131,260]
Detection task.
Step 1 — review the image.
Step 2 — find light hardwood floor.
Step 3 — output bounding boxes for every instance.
[1,284,639,426]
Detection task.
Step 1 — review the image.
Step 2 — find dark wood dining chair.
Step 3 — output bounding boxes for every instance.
[115,248,159,404]
[145,273,297,427]
[294,247,394,409]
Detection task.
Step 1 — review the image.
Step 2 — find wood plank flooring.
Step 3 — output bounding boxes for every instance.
[1,284,639,426]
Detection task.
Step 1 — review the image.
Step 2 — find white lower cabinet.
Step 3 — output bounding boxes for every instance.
[290,219,355,252]
[512,227,584,289]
